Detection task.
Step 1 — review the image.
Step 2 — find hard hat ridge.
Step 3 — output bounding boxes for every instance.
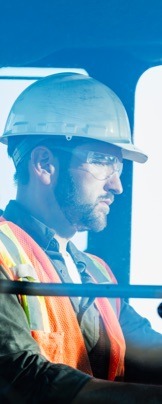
[1,72,148,164]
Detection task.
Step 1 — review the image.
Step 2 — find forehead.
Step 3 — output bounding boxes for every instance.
[73,140,122,158]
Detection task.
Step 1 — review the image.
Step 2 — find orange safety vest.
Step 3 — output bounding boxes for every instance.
[0,218,126,380]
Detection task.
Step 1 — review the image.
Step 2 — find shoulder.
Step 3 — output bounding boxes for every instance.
[86,252,117,283]
[0,217,37,246]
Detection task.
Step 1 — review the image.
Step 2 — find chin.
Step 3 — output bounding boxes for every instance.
[90,213,108,232]
[72,210,108,233]
[83,218,107,233]
[93,222,107,232]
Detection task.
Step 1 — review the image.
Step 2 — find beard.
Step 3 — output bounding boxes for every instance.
[54,168,108,232]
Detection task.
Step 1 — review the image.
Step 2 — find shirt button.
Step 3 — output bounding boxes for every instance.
[77,261,86,273]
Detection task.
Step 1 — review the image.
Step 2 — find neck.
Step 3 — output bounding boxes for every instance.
[16,186,77,239]
[54,234,69,255]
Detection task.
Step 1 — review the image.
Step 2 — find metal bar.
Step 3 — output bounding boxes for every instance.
[1,279,162,298]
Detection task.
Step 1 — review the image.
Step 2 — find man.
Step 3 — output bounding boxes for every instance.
[0,72,162,403]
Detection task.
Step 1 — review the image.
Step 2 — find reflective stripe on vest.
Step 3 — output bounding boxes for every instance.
[85,252,120,316]
[0,219,125,380]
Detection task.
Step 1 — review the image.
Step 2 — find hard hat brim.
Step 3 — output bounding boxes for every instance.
[1,132,148,164]
[112,142,148,163]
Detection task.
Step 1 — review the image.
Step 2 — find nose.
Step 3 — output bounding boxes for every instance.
[104,172,123,195]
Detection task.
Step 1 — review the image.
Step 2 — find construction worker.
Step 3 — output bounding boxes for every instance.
[0,72,162,403]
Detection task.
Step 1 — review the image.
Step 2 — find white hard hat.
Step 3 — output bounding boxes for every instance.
[1,72,147,163]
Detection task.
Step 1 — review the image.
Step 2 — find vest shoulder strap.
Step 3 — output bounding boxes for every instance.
[86,252,120,317]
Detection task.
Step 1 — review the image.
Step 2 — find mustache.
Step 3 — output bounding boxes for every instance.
[97,193,115,204]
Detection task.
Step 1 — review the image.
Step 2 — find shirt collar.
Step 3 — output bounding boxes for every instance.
[3,200,57,251]
[3,200,88,267]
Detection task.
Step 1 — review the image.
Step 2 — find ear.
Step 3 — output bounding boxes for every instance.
[30,146,56,185]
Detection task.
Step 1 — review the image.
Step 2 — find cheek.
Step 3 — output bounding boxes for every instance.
[72,170,101,202]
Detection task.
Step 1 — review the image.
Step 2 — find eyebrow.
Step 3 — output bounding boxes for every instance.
[49,145,122,160]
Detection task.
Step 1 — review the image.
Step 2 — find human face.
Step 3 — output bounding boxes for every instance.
[54,141,123,232]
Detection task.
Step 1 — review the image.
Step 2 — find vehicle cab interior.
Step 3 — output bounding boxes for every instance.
[0,0,162,330]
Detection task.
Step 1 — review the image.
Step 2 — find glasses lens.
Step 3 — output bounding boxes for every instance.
[49,147,123,180]
[86,151,123,180]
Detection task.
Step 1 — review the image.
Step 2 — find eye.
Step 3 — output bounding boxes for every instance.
[91,160,106,166]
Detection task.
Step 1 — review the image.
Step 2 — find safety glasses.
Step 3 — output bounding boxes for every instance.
[51,146,123,181]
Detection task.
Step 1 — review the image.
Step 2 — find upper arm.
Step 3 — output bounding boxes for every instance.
[120,299,162,384]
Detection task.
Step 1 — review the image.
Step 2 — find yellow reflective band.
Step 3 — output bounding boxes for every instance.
[0,239,16,267]
[0,224,32,265]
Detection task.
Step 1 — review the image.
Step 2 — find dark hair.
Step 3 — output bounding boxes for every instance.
[8,136,31,185]
[7,135,90,185]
